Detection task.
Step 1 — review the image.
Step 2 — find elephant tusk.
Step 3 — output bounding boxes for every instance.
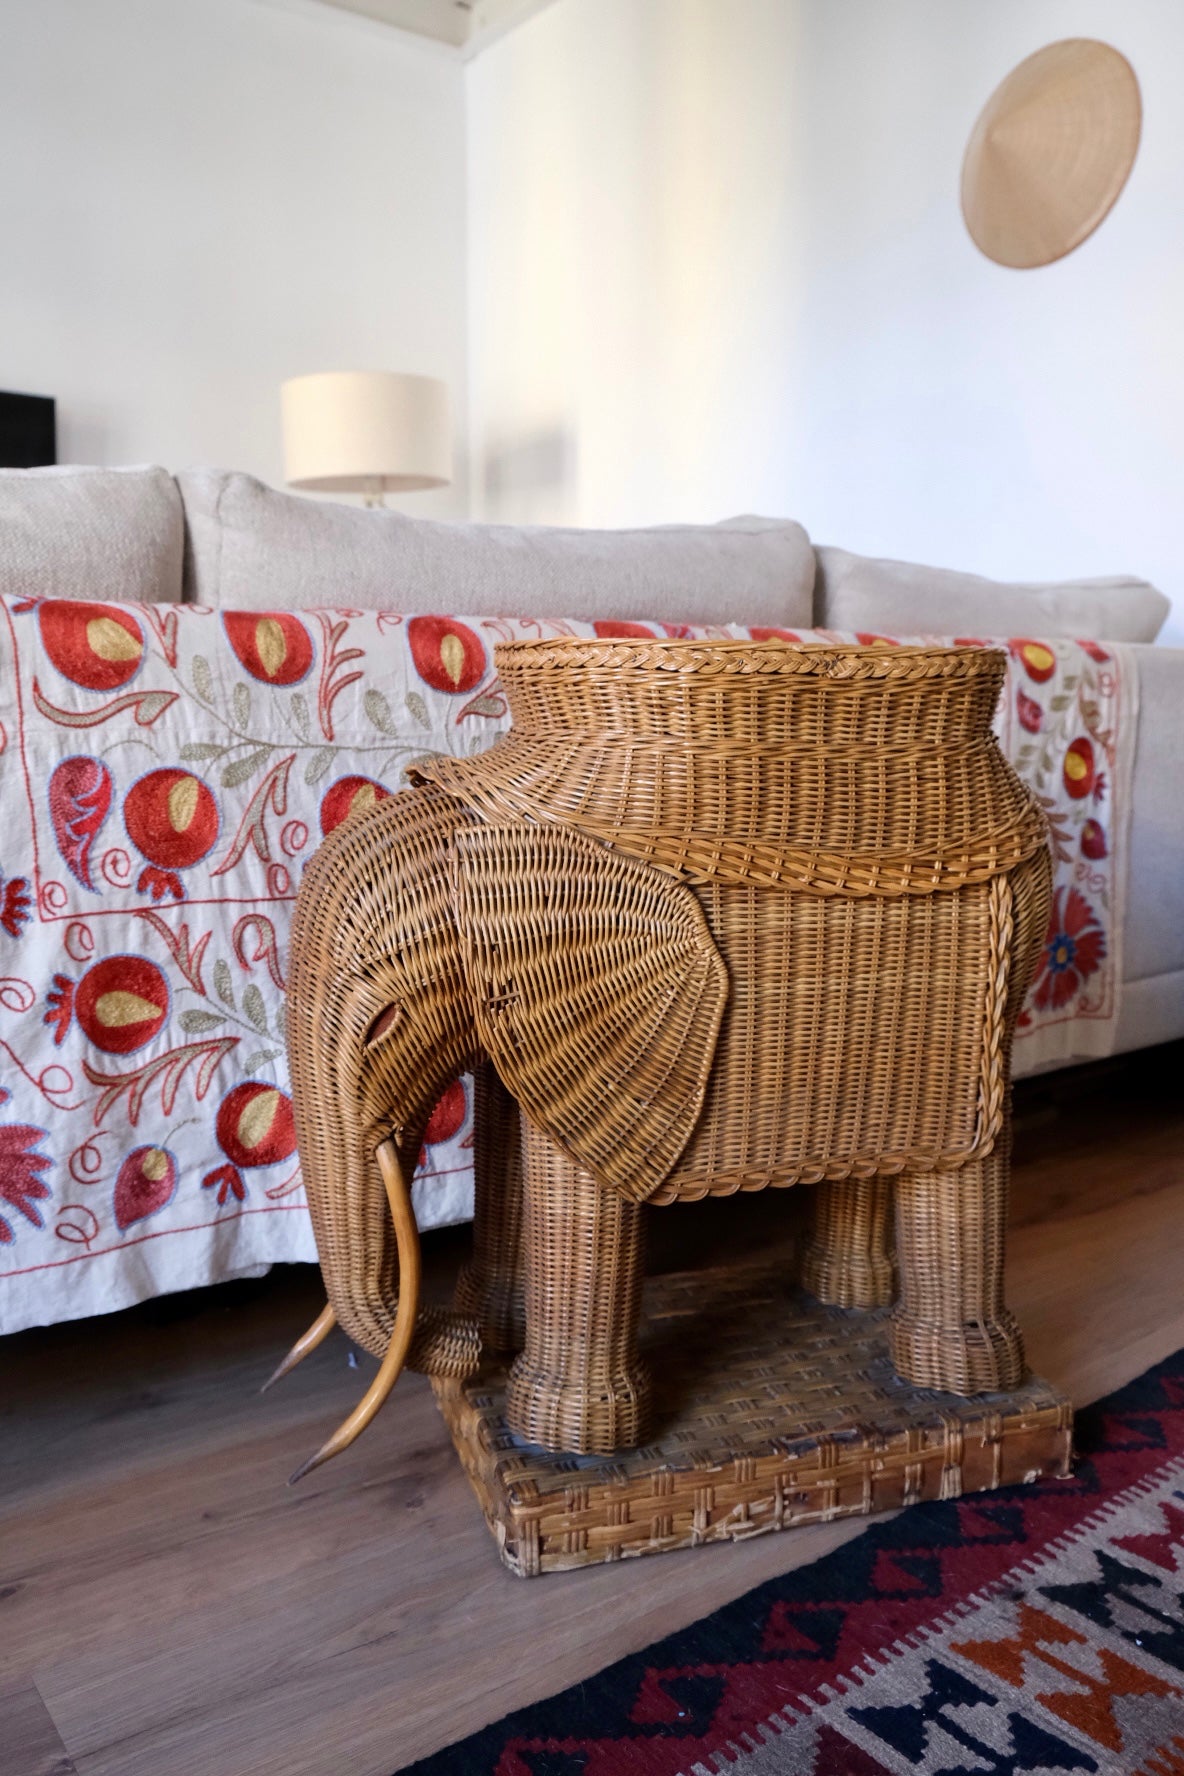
[260,1302,338,1394]
[288,1137,421,1485]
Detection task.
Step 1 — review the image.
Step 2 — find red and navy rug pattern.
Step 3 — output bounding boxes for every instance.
[402,1350,1184,1775]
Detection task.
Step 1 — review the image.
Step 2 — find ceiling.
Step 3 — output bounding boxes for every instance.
[312,0,556,52]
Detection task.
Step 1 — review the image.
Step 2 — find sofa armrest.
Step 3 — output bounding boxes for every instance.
[1125,645,1184,985]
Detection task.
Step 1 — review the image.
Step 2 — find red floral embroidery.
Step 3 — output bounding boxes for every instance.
[223,612,314,686]
[418,1079,467,1164]
[1081,819,1107,861]
[423,1079,466,1145]
[114,1145,177,1231]
[407,616,486,693]
[319,775,391,837]
[0,871,31,937]
[215,1082,297,1169]
[1033,887,1106,1012]
[1016,691,1042,734]
[38,601,144,690]
[1063,737,1095,801]
[1011,640,1056,684]
[123,767,220,901]
[48,756,114,891]
[0,1120,52,1244]
[202,1163,245,1207]
[592,621,658,640]
[46,956,170,1054]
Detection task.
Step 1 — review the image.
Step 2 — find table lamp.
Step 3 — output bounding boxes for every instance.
[281,371,451,506]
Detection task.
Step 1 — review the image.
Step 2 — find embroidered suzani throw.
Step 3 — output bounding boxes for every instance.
[0,599,1133,1332]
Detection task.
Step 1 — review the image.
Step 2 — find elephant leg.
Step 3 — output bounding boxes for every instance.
[890,1116,1024,1395]
[506,1124,651,1455]
[453,1061,526,1355]
[800,1174,896,1309]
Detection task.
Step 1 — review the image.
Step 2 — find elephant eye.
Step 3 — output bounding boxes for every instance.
[365,1004,403,1047]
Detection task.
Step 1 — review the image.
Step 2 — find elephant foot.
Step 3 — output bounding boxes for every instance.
[889,1307,1025,1396]
[505,1354,653,1455]
[800,1174,896,1310]
[454,1259,526,1357]
[799,1240,896,1310]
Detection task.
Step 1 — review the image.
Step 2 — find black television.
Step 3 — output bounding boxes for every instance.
[0,391,56,467]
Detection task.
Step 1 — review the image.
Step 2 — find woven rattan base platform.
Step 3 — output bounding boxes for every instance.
[432,1250,1073,1577]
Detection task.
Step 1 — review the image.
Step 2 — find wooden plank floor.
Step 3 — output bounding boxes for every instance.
[2,1043,1182,1776]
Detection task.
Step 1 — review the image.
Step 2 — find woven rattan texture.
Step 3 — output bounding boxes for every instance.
[506,1123,651,1454]
[455,821,727,1205]
[286,639,1051,1453]
[287,783,485,1372]
[433,1247,1073,1575]
[415,641,1048,896]
[653,871,1004,1200]
[453,1063,526,1355]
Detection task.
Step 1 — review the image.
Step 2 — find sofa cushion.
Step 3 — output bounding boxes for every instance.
[177,470,814,627]
[1125,644,1184,983]
[814,545,1169,643]
[0,465,183,604]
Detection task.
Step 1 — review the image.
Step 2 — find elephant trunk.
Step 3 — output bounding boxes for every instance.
[282,787,483,1477]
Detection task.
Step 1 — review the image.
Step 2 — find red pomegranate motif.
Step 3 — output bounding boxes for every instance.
[114,1145,178,1232]
[750,628,803,643]
[417,1079,467,1167]
[48,756,114,890]
[592,621,658,640]
[1016,690,1043,734]
[855,633,900,647]
[1063,737,1095,801]
[44,954,170,1053]
[216,1082,297,1168]
[204,1081,298,1206]
[123,768,219,900]
[424,1080,466,1145]
[1081,819,1108,861]
[1012,640,1056,685]
[38,601,144,690]
[319,775,391,836]
[407,616,487,693]
[223,611,314,685]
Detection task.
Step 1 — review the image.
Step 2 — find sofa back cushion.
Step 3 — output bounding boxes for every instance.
[814,545,1169,643]
[0,465,183,604]
[178,470,814,627]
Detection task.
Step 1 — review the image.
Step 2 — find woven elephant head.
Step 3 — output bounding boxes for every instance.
[278,782,728,1479]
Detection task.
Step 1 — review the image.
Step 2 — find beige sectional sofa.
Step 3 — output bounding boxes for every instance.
[1,462,1180,1066]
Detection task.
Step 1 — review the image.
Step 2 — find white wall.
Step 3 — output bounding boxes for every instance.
[467,0,1184,637]
[0,0,468,514]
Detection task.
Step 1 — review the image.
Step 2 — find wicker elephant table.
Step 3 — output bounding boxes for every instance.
[277,640,1069,1561]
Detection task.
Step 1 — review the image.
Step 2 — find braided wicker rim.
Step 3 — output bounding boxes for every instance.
[494,638,1001,678]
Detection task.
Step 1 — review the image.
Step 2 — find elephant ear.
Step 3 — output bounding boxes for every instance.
[453,824,728,1203]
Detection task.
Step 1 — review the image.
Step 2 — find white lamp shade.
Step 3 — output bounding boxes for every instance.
[281,371,452,493]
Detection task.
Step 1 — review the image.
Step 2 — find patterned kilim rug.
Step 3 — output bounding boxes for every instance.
[403,1349,1184,1776]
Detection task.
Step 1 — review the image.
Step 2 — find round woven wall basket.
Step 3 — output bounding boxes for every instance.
[962,38,1141,269]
